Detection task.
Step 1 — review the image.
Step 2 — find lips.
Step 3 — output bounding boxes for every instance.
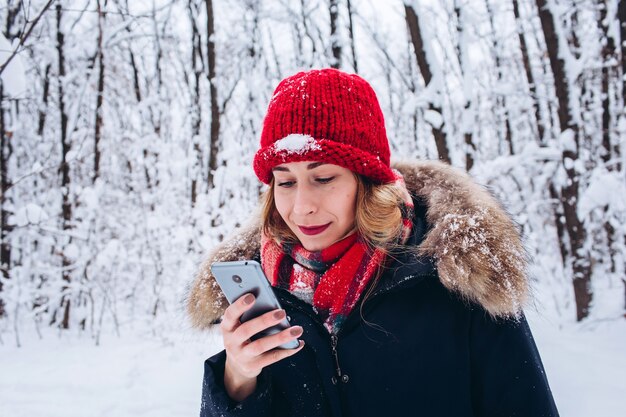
[298,223,331,236]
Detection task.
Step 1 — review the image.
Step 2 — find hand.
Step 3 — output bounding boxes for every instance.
[220,293,305,402]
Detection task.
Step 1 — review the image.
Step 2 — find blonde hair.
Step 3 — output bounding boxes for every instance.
[260,173,408,253]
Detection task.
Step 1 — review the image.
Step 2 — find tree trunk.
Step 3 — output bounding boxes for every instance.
[404,4,451,164]
[55,4,72,329]
[187,0,203,206]
[37,64,51,136]
[485,0,514,155]
[536,0,591,321]
[3,0,24,40]
[598,0,614,166]
[618,0,626,315]
[0,82,11,318]
[112,0,142,103]
[129,49,142,103]
[549,182,568,267]
[597,1,622,308]
[602,2,621,171]
[329,0,341,68]
[93,0,105,183]
[205,0,220,190]
[453,1,476,170]
[619,0,626,114]
[512,0,545,144]
[346,0,358,73]
[0,0,24,318]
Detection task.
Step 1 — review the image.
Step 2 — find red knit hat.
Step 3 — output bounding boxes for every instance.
[253,68,395,184]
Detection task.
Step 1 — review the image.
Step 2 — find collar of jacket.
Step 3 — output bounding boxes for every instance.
[186,160,529,329]
[370,199,437,298]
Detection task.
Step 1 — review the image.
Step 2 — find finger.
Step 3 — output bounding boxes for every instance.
[243,325,304,357]
[220,293,256,333]
[254,340,305,369]
[234,308,287,342]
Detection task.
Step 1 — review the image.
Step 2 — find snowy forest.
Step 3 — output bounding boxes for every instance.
[1,0,625,346]
[1,0,626,415]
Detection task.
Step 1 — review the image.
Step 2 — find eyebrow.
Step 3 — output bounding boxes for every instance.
[272,162,326,172]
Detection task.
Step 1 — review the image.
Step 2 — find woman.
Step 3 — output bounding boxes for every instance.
[187,68,559,416]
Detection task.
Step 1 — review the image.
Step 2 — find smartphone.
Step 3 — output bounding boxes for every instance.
[210,260,300,349]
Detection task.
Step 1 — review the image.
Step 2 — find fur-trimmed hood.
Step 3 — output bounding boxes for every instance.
[186,160,528,329]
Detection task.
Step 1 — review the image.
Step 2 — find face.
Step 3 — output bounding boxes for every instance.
[272,161,358,251]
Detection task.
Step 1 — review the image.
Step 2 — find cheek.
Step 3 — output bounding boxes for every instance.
[339,186,358,221]
[273,192,291,220]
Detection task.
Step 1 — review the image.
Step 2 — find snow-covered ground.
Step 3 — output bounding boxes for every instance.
[527,313,626,417]
[0,325,224,417]
[1,313,624,417]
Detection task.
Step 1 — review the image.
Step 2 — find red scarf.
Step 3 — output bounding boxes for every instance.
[261,171,413,334]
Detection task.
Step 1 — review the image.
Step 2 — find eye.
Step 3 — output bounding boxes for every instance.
[316,177,335,184]
[277,180,295,188]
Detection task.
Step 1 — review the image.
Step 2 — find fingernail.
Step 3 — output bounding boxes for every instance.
[273,310,286,320]
[290,326,303,337]
[243,294,255,305]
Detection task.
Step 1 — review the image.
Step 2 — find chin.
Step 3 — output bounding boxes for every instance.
[299,238,329,252]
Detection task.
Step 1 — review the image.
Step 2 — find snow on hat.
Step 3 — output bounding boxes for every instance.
[253,68,395,184]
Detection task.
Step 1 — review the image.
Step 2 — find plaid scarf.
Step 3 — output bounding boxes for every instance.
[261,171,414,334]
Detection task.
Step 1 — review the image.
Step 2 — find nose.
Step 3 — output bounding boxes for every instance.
[292,184,317,216]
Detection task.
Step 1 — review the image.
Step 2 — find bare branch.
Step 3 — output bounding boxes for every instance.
[0,0,54,77]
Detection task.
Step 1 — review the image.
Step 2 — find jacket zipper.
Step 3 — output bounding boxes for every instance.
[276,290,350,386]
[330,334,349,385]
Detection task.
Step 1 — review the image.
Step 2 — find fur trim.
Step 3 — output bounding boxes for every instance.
[187,220,262,329]
[186,160,528,329]
[394,160,528,318]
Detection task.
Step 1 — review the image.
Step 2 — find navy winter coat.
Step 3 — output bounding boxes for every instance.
[198,200,559,417]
